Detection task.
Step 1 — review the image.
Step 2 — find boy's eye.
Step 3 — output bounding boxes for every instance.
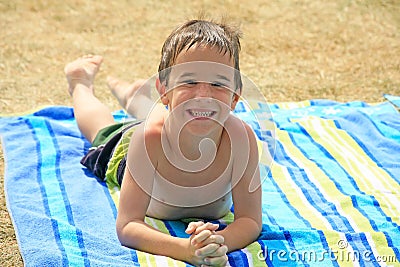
[211,82,223,87]
[183,80,198,86]
[211,82,231,91]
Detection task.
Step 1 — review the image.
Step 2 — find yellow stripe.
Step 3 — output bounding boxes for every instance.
[297,118,400,224]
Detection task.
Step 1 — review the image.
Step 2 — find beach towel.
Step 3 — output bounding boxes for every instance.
[1,96,399,266]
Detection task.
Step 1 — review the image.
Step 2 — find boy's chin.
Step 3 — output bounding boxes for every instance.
[183,120,222,136]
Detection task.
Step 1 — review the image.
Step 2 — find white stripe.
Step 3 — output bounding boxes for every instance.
[154,255,169,266]
[242,247,254,266]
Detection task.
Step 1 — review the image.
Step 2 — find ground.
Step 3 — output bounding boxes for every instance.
[0,0,399,265]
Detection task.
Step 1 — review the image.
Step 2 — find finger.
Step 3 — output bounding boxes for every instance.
[203,254,228,266]
[198,234,225,247]
[193,222,219,235]
[185,221,204,234]
[191,230,213,246]
[203,244,228,257]
[195,243,221,257]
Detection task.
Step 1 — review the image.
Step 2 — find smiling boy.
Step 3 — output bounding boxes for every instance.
[65,19,262,267]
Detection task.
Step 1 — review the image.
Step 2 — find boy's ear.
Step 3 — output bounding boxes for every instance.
[156,78,169,105]
[230,92,240,110]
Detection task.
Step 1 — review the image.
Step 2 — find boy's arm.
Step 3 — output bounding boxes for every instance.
[217,122,262,252]
[116,128,189,259]
[116,168,189,258]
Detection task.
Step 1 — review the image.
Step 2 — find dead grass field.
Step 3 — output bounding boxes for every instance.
[1,0,399,265]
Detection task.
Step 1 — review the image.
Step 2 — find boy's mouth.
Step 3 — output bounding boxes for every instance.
[187,109,216,119]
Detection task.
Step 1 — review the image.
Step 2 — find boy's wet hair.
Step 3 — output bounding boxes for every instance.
[158,19,243,92]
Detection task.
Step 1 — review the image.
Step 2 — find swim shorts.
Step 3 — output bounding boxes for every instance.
[80,119,143,186]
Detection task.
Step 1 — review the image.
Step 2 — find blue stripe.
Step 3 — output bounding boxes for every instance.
[359,233,379,266]
[28,117,87,266]
[283,231,309,266]
[344,234,375,267]
[228,250,249,267]
[317,230,339,267]
[45,121,90,266]
[26,119,69,266]
[164,220,178,237]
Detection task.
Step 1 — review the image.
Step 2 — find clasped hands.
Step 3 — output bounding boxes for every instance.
[185,221,228,267]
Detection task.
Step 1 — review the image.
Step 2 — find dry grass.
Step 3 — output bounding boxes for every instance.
[1,0,399,265]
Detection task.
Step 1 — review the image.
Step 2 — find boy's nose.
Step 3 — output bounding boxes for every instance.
[196,82,212,97]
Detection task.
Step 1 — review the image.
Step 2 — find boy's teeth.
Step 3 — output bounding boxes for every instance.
[190,110,213,117]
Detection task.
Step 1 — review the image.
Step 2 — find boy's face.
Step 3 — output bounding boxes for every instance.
[160,45,239,136]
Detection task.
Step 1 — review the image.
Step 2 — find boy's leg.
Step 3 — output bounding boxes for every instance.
[64,55,115,143]
[107,77,155,120]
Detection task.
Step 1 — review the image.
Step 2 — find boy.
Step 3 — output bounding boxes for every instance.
[65,19,261,267]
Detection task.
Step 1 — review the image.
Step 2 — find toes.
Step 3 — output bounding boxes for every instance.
[87,55,103,65]
[78,54,102,64]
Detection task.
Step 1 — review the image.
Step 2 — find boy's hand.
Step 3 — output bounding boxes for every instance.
[185,221,228,266]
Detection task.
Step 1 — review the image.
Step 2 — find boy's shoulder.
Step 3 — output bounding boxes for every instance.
[223,114,258,153]
[225,114,255,137]
[131,117,163,144]
[127,117,163,168]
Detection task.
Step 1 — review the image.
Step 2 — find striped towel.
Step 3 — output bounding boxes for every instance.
[1,97,399,266]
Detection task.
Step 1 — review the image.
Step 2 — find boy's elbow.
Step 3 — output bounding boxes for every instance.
[116,218,134,247]
[116,218,145,249]
[253,218,262,238]
[116,221,128,246]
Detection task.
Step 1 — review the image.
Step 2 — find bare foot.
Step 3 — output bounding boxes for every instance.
[64,55,103,96]
[107,77,150,110]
